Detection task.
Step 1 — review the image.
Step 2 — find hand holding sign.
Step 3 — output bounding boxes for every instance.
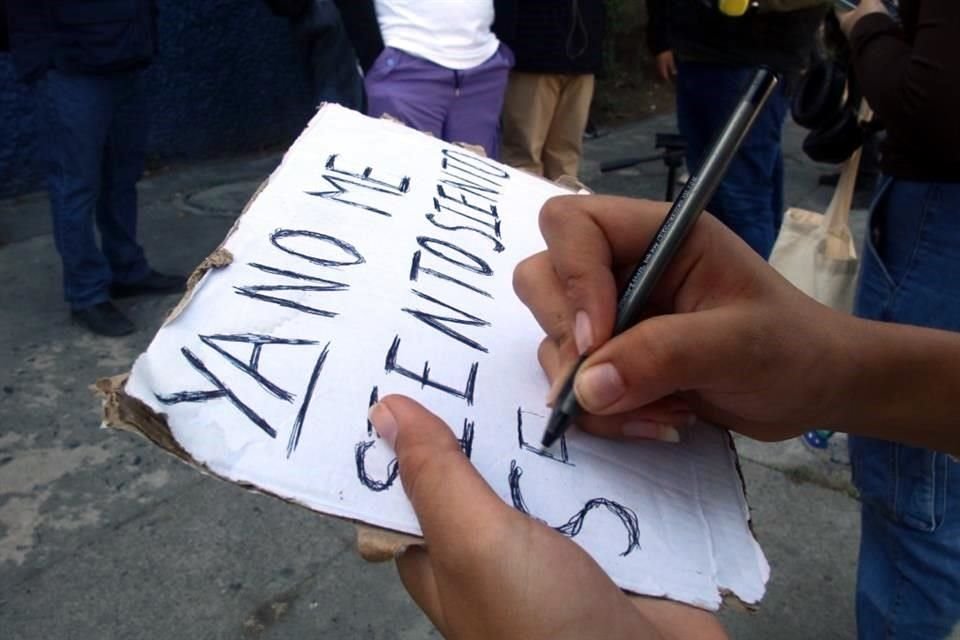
[372,395,727,640]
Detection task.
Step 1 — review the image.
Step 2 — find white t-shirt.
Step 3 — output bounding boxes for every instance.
[374,0,501,70]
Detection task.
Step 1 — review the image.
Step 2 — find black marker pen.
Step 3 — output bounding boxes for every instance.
[541,67,779,448]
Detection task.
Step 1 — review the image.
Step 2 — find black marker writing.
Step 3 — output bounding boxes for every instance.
[234,284,344,318]
[402,289,491,353]
[417,236,492,276]
[384,335,478,405]
[366,386,379,437]
[286,342,330,458]
[425,211,504,254]
[355,418,475,492]
[305,154,410,217]
[248,262,350,283]
[158,337,333,449]
[410,250,492,299]
[198,333,319,402]
[355,440,399,492]
[508,460,641,556]
[437,176,499,203]
[156,347,277,438]
[517,408,573,466]
[441,148,510,180]
[271,229,365,268]
[433,196,502,237]
[436,184,499,220]
[325,154,411,194]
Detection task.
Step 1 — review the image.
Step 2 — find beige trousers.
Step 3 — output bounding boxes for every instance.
[501,72,595,181]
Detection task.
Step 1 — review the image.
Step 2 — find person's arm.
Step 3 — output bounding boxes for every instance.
[832,317,960,455]
[845,0,960,151]
[332,0,383,72]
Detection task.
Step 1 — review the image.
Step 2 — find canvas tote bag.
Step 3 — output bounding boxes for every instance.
[769,103,872,312]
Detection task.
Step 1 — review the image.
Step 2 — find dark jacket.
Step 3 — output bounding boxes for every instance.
[7,0,157,82]
[262,0,311,18]
[501,0,605,75]
[334,0,517,73]
[849,0,960,181]
[646,0,824,75]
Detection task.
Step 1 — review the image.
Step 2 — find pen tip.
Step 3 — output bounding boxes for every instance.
[540,410,567,449]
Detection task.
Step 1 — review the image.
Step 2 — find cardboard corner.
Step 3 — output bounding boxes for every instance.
[95,373,194,463]
[355,523,423,562]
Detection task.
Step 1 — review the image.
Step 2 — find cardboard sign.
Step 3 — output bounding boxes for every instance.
[114,105,768,610]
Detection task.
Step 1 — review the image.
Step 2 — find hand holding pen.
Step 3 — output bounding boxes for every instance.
[537,68,779,448]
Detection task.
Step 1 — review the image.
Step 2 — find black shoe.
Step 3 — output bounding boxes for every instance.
[110,270,187,299]
[72,301,136,337]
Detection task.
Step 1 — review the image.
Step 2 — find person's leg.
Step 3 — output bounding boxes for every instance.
[364,47,448,140]
[500,72,558,176]
[98,71,151,286]
[443,44,513,159]
[42,70,114,309]
[850,179,960,639]
[541,73,594,180]
[852,453,960,640]
[675,61,788,257]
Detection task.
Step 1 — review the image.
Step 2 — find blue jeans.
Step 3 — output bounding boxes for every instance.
[42,69,151,310]
[849,177,960,639]
[675,61,788,258]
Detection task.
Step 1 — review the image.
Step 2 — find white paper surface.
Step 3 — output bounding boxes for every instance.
[125,105,769,610]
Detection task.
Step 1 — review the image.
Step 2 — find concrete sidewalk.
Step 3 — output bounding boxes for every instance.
[0,115,863,639]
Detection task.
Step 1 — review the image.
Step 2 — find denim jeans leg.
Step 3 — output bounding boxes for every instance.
[97,71,150,286]
[43,70,114,309]
[675,62,788,258]
[850,179,960,639]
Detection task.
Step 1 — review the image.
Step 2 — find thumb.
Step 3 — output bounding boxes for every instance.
[574,306,756,415]
[368,395,513,551]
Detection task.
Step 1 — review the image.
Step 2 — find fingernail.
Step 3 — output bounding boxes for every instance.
[575,363,625,410]
[368,402,399,448]
[622,421,681,443]
[574,311,593,356]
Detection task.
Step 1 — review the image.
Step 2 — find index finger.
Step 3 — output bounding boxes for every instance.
[371,396,515,555]
[539,195,706,347]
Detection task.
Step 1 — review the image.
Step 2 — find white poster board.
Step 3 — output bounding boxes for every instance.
[121,105,769,610]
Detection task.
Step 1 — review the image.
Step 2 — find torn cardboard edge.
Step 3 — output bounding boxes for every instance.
[96,357,755,614]
[99,110,758,613]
